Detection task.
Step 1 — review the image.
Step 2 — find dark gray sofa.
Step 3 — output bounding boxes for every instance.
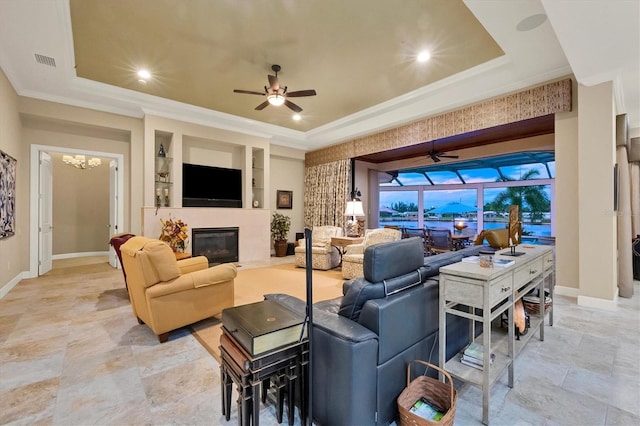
[266,237,486,425]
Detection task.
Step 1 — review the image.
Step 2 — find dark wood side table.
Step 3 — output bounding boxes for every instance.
[174,252,192,261]
[220,327,308,426]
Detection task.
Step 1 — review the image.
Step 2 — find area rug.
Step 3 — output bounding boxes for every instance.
[191,262,345,361]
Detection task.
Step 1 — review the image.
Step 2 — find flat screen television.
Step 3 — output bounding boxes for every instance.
[182,163,242,208]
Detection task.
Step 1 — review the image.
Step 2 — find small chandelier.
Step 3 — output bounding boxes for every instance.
[62,155,101,169]
[267,93,285,106]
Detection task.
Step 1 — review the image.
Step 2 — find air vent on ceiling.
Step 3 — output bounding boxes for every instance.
[34,53,56,67]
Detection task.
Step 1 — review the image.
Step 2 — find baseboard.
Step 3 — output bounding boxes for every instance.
[577,294,618,311]
[554,285,579,298]
[0,272,25,299]
[52,251,109,260]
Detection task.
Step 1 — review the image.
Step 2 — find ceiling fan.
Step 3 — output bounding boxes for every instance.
[427,141,459,163]
[233,64,317,113]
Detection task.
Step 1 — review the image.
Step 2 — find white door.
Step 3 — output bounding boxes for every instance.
[38,152,53,275]
[109,160,119,268]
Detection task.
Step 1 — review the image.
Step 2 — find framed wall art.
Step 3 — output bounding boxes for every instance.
[0,149,17,239]
[277,190,293,209]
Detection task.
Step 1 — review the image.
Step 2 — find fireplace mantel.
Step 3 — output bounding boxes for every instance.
[142,207,270,262]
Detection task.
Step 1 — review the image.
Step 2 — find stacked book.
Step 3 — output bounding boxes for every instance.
[460,342,495,370]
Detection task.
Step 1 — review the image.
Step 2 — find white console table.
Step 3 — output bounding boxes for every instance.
[438,245,554,425]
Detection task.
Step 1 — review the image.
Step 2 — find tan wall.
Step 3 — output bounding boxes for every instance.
[0,67,26,293]
[577,82,617,303]
[270,147,305,243]
[19,97,144,236]
[21,122,131,253]
[554,84,579,291]
[50,153,109,255]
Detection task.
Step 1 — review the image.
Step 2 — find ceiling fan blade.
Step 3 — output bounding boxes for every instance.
[286,89,317,97]
[255,100,270,110]
[268,74,279,91]
[234,89,265,95]
[439,154,459,159]
[284,99,303,113]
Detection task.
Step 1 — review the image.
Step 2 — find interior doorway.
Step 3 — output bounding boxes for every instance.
[29,144,124,277]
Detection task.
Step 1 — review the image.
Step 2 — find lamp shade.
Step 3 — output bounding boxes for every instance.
[267,94,285,106]
[344,201,365,217]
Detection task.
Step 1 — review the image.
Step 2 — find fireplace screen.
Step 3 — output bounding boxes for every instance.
[192,227,239,265]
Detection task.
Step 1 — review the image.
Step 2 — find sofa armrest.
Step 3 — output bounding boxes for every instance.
[177,256,209,274]
[265,293,377,341]
[344,243,364,255]
[147,263,237,298]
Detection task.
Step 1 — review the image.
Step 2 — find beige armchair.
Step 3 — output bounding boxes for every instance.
[294,225,343,270]
[120,236,236,342]
[341,228,402,279]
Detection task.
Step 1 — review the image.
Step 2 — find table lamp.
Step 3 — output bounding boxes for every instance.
[344,200,365,237]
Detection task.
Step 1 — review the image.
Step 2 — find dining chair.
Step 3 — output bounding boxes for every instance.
[402,227,429,254]
[426,228,454,254]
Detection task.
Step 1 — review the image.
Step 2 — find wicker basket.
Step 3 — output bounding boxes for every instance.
[523,295,552,315]
[397,360,457,426]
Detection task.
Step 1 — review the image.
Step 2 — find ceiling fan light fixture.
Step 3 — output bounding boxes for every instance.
[267,93,285,106]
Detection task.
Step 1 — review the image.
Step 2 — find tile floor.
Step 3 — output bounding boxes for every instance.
[0,256,639,425]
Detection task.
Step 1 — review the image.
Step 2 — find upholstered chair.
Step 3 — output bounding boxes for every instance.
[120,236,237,342]
[294,225,344,270]
[109,232,136,289]
[341,228,402,279]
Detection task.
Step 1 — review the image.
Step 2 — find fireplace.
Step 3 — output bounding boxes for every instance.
[192,227,239,265]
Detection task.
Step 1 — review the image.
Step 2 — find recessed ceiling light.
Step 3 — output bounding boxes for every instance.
[516,14,547,32]
[292,114,301,121]
[137,69,151,80]
[417,50,431,63]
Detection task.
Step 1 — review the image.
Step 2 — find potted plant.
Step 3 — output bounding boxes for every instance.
[271,212,291,257]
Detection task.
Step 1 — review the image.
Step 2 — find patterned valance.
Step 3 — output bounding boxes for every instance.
[305,78,572,167]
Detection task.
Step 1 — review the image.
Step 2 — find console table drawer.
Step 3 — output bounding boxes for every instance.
[444,274,512,308]
[543,252,554,271]
[514,257,543,288]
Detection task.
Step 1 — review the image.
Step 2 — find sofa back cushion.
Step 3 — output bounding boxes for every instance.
[364,237,424,283]
[312,225,342,246]
[121,237,181,287]
[338,238,427,321]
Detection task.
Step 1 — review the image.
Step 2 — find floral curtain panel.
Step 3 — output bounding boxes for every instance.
[303,159,350,228]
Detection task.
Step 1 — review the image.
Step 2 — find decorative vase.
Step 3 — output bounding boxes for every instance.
[274,240,288,257]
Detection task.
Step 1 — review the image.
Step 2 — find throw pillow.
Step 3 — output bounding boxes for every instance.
[145,240,181,282]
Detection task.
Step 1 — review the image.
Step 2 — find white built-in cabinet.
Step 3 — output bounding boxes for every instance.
[154,130,174,208]
[251,148,265,208]
[146,124,268,210]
